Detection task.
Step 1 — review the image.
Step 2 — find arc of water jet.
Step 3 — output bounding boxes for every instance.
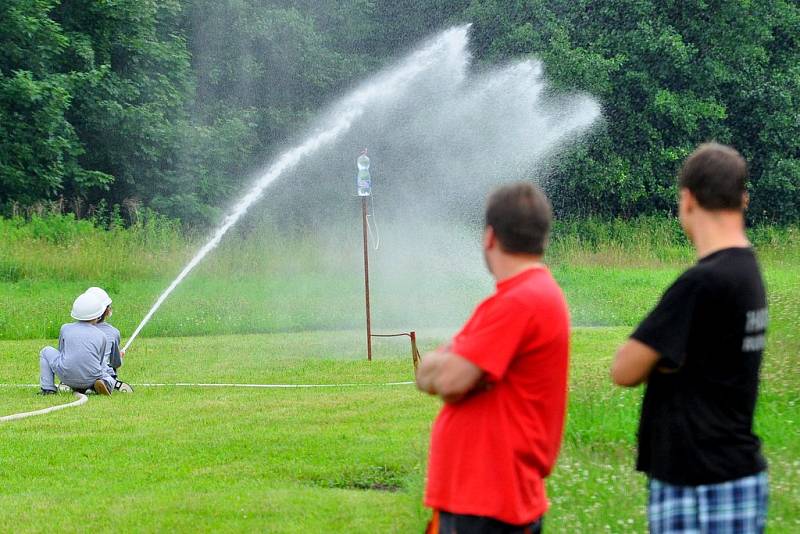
[122,26,472,353]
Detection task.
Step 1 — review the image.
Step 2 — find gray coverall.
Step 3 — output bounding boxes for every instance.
[39,322,115,392]
[95,321,122,377]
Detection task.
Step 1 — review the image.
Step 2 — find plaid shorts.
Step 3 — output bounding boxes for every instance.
[648,471,768,534]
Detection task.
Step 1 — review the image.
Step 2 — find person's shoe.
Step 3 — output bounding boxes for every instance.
[114,381,134,393]
[94,379,111,396]
[38,388,57,396]
[57,384,73,394]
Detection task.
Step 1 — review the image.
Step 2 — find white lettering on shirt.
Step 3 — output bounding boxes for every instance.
[742,307,768,352]
[742,334,766,352]
[745,308,768,333]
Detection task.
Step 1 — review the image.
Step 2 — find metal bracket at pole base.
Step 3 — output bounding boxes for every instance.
[410,331,421,372]
[370,331,421,373]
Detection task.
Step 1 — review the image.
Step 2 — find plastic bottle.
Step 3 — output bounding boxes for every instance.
[356,149,371,196]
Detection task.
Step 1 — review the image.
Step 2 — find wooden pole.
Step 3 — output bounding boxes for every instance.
[361,196,373,361]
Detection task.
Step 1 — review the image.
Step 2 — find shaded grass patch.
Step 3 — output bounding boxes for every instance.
[305,464,407,492]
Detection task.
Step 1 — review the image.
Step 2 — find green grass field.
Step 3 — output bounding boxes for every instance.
[1,216,798,532]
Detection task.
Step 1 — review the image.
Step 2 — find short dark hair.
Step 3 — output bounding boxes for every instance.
[678,143,748,210]
[485,181,552,255]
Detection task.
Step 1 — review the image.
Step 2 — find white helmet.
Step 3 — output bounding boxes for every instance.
[85,286,112,308]
[70,292,106,321]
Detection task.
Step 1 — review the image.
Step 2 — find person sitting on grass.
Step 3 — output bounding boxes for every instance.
[85,287,133,393]
[39,291,117,396]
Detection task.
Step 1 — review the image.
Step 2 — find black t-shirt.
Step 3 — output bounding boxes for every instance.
[632,247,768,485]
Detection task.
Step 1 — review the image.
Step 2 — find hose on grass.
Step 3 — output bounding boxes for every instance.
[0,392,88,423]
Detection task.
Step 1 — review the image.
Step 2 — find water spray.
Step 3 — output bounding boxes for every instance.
[120,23,598,355]
[121,26,472,353]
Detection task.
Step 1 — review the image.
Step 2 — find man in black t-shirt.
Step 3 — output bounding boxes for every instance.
[612,143,768,533]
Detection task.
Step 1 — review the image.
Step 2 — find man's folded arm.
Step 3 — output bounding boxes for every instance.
[416,350,485,403]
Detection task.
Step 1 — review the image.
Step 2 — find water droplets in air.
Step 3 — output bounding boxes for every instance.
[124,25,601,349]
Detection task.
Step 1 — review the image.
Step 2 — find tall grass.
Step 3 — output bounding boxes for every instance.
[549,215,691,266]
[549,215,800,266]
[0,212,186,283]
[1,214,798,340]
[3,213,798,280]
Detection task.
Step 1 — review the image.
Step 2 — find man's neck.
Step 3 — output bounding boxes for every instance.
[691,211,750,259]
[492,255,544,282]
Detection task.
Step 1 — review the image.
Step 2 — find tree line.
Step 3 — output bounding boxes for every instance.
[1,0,797,225]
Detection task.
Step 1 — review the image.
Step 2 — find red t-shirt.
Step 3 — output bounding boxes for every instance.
[424,266,570,525]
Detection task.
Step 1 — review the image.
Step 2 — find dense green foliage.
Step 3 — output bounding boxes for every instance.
[1,1,798,224]
[0,0,453,225]
[465,0,800,223]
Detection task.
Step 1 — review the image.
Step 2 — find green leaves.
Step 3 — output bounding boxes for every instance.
[466,0,800,223]
[750,158,800,224]
[0,0,68,76]
[2,0,797,225]
[0,70,77,201]
[0,0,190,211]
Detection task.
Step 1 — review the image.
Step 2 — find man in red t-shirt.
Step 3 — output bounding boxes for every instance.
[416,182,570,533]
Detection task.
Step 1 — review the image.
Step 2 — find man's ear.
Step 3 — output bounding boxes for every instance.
[483,226,496,250]
[742,191,750,210]
[679,188,696,213]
